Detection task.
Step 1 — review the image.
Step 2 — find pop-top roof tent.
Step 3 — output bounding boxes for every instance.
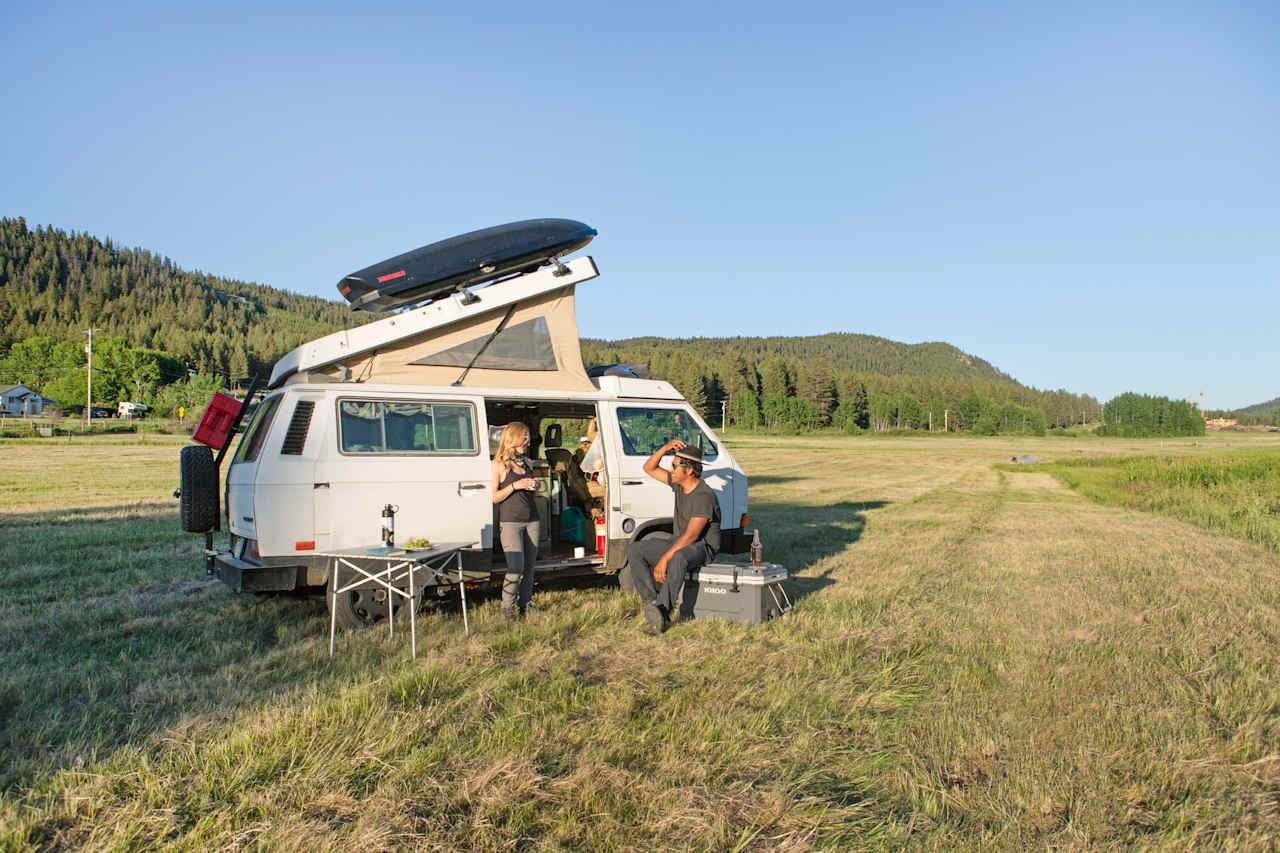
[269,220,601,391]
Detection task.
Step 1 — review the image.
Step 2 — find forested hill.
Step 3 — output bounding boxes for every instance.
[1238,396,1280,416]
[583,334,1015,385]
[0,217,351,379]
[581,333,1098,432]
[3,215,1019,388]
[1,216,1100,431]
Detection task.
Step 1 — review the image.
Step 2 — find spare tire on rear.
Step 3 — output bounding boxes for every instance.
[180,445,219,532]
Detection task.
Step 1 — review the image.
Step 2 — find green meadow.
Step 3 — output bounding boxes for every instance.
[2,432,1279,851]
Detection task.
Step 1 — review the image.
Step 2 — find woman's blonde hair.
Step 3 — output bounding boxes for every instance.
[495,422,531,470]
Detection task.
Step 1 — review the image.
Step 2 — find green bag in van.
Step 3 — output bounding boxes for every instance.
[559,506,586,544]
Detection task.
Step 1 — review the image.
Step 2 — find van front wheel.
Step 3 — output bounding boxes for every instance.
[329,579,422,631]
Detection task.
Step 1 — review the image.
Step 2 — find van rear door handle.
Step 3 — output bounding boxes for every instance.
[622,480,643,485]
[459,483,487,490]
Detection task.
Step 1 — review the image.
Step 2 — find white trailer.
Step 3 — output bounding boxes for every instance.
[118,401,149,418]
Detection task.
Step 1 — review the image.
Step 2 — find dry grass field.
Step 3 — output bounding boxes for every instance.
[2,432,1280,851]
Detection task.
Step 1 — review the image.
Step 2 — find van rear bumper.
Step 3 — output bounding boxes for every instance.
[211,551,307,593]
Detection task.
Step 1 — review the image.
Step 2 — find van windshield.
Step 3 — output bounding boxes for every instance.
[616,407,718,460]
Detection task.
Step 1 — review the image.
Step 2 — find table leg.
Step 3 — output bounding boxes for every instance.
[409,559,417,660]
[386,564,395,641]
[458,552,469,636]
[329,558,338,659]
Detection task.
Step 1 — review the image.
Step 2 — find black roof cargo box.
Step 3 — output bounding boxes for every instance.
[337,218,597,312]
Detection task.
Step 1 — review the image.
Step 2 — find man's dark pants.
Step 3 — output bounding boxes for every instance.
[628,537,712,615]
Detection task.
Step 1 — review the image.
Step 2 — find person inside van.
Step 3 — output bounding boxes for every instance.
[629,438,721,634]
[573,417,598,467]
[491,422,540,620]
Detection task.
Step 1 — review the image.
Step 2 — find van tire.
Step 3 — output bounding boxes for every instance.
[179,445,218,533]
[329,578,422,631]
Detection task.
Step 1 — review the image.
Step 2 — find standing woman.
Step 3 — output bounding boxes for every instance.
[491,422,540,620]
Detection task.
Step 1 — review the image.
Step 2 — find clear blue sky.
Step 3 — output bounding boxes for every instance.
[3,1,1275,409]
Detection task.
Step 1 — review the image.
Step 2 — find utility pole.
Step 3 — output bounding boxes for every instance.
[84,327,100,429]
[722,398,728,430]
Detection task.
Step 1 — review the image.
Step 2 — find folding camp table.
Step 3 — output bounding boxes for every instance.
[322,542,473,659]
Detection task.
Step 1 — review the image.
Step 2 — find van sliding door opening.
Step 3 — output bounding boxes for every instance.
[484,398,605,572]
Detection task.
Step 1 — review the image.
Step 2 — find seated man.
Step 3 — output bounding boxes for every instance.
[628,438,720,634]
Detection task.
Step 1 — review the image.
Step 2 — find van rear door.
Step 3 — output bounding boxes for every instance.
[226,392,284,544]
[316,395,492,553]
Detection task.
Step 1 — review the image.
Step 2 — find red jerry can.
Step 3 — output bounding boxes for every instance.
[192,392,242,450]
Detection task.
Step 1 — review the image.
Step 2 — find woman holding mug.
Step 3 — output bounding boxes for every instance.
[491,422,540,620]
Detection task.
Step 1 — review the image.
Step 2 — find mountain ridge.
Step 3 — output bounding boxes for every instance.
[1237,396,1280,416]
[584,333,1016,385]
[1,216,1103,431]
[3,215,1026,389]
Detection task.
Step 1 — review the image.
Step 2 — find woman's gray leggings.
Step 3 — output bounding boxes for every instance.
[499,520,540,613]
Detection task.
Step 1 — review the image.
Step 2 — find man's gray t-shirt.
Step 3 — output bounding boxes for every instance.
[672,479,721,555]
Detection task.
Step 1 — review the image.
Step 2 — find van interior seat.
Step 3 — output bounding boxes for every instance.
[546,446,575,475]
[542,422,594,508]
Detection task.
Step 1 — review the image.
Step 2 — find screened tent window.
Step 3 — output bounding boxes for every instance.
[408,317,557,371]
[616,407,718,460]
[232,394,282,464]
[339,400,477,454]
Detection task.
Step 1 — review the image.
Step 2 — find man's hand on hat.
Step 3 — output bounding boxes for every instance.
[667,438,687,453]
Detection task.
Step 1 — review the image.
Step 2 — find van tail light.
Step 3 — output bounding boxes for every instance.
[295,541,315,551]
[740,513,749,531]
[246,539,260,561]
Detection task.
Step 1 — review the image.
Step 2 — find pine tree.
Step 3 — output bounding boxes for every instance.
[801,353,838,426]
[761,357,792,398]
[722,350,755,395]
[850,380,869,429]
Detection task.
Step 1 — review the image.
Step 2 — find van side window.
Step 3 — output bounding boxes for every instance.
[616,407,718,460]
[338,400,477,454]
[232,395,282,464]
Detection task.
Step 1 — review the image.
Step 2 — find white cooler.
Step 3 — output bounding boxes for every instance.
[679,561,791,625]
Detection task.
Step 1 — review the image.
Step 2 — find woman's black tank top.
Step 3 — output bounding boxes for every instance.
[498,461,537,523]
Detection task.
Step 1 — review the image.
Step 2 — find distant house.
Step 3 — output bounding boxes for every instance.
[0,384,47,415]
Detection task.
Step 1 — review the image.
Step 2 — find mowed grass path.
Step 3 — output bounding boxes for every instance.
[2,434,1280,850]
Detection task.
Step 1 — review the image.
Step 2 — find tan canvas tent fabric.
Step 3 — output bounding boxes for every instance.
[290,284,595,392]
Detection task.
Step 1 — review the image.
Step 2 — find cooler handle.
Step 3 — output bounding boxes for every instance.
[767,583,793,617]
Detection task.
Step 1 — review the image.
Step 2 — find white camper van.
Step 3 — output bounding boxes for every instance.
[182,245,750,627]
